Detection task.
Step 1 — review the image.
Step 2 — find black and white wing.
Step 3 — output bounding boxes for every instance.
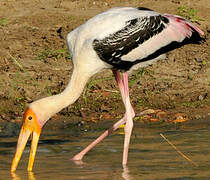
[93,13,169,70]
[92,7,203,71]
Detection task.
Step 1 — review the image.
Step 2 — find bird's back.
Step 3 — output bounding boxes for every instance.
[73,7,159,41]
[67,7,203,71]
[67,7,160,67]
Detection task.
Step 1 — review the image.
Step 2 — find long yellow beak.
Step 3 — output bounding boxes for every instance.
[11,108,42,172]
[10,125,40,172]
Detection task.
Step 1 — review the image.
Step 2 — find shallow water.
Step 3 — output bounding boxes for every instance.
[0,119,210,180]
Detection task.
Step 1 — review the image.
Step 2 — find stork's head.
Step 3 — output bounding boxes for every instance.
[10,108,42,172]
[10,94,68,172]
[10,96,59,172]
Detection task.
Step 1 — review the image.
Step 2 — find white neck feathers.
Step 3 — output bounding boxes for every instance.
[29,68,91,126]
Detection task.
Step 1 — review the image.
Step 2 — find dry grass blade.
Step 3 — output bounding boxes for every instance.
[160,133,198,167]
[8,53,25,72]
[104,89,119,93]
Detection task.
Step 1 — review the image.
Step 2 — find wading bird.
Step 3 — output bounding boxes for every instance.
[11,7,203,172]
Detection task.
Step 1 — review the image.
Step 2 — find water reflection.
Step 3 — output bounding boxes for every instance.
[122,166,133,180]
[72,159,85,166]
[11,172,36,180]
[28,172,36,180]
[10,165,133,180]
[1,119,210,179]
[11,172,21,180]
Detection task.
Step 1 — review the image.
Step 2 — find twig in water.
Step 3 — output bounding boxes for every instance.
[160,133,198,167]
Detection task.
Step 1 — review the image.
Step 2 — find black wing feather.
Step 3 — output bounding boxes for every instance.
[93,15,169,71]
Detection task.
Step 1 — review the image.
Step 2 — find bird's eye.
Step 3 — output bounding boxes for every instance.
[28,116,33,120]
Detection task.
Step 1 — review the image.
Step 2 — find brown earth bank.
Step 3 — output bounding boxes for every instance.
[0,0,209,135]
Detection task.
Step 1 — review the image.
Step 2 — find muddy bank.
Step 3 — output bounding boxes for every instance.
[1,108,209,137]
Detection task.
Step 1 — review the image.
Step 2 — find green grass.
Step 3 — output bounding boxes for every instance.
[8,53,25,72]
[36,48,71,61]
[201,60,206,66]
[182,99,208,108]
[8,54,41,101]
[129,68,153,87]
[23,25,39,32]
[176,6,203,22]
[82,76,114,104]
[0,18,9,26]
[45,86,53,96]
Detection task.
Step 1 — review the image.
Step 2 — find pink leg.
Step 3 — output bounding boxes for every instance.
[72,71,135,163]
[113,70,126,104]
[72,116,126,160]
[72,70,126,161]
[122,72,135,165]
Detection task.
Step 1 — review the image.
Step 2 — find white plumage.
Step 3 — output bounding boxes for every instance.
[11,7,204,172]
[67,7,203,70]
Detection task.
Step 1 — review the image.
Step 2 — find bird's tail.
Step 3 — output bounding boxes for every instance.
[163,14,204,42]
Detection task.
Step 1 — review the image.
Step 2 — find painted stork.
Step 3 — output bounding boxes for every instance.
[11,7,204,172]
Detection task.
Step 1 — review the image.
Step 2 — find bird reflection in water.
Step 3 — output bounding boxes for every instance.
[10,162,132,180]
[122,166,133,180]
[11,172,36,180]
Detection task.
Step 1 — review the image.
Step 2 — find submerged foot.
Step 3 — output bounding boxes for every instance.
[71,154,84,161]
[71,159,85,166]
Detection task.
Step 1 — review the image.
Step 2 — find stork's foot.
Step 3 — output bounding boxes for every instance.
[71,159,85,166]
[72,154,84,161]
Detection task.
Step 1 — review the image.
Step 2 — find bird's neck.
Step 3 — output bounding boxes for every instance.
[30,68,91,127]
[58,68,91,110]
